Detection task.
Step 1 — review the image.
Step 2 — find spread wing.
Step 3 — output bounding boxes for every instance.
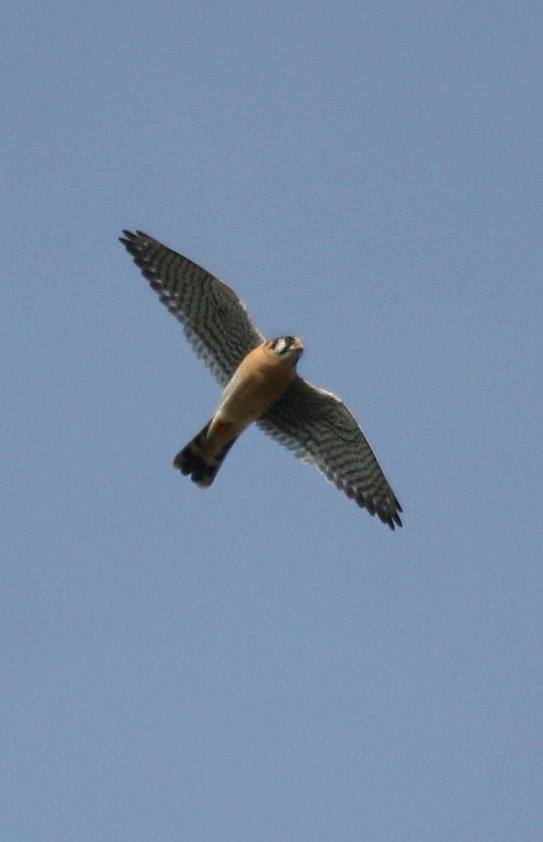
[120,230,264,385]
[258,377,402,528]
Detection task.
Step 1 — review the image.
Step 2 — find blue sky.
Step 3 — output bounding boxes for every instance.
[2,2,542,839]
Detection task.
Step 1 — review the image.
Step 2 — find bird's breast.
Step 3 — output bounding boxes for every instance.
[217,348,296,424]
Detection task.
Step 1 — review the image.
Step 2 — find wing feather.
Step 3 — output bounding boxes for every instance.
[258,378,402,528]
[120,231,264,385]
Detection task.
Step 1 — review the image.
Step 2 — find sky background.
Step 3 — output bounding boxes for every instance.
[2,2,542,840]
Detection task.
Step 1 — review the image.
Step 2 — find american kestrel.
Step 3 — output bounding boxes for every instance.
[120,231,402,528]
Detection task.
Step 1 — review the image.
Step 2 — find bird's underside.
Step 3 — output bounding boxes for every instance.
[120,230,402,529]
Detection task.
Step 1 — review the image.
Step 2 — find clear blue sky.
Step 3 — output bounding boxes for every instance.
[2,2,541,840]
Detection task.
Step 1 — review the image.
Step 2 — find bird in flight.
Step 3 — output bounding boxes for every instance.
[120,231,402,528]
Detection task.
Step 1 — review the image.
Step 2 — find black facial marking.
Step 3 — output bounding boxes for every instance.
[272,336,295,354]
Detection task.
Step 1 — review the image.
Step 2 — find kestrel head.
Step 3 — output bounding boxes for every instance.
[266,336,304,367]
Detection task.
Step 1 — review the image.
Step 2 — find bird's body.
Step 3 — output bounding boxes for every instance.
[120,230,402,528]
[174,337,303,486]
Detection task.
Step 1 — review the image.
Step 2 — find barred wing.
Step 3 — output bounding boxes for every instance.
[120,231,264,385]
[258,378,402,528]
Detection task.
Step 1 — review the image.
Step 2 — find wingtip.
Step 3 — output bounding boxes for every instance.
[119,229,135,247]
[384,501,403,529]
[119,229,153,246]
[388,512,403,530]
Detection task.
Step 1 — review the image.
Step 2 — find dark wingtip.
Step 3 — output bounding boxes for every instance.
[382,502,403,530]
[119,230,154,248]
[387,511,403,530]
[382,493,403,529]
[119,230,137,253]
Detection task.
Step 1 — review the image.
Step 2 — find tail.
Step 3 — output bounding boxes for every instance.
[173,421,237,487]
